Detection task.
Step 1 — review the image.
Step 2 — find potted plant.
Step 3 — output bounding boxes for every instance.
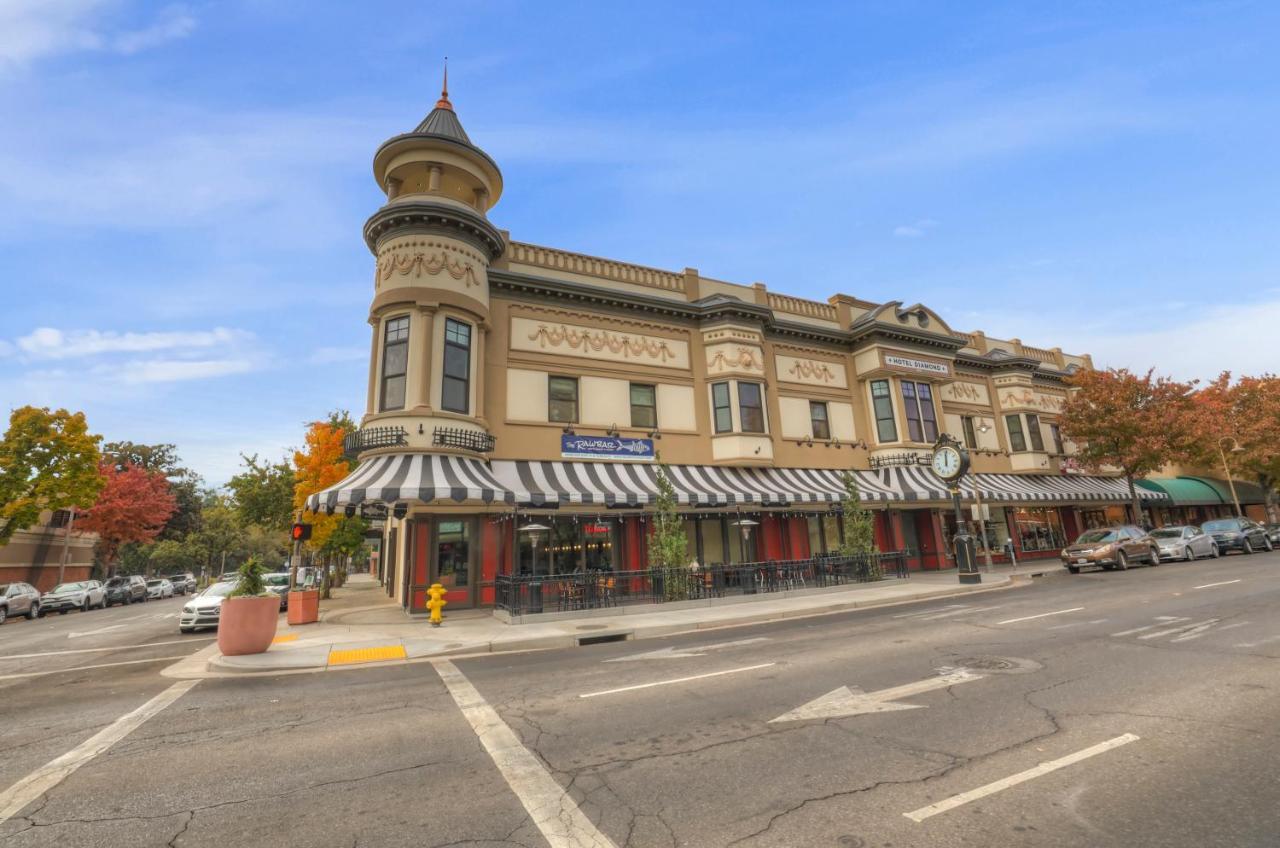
[287,564,320,626]
[217,558,281,656]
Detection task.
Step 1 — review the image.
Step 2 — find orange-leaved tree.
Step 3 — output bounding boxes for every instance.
[78,463,177,575]
[1059,367,1198,523]
[293,416,364,596]
[1191,373,1280,520]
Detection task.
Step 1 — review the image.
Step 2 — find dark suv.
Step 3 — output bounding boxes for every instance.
[164,573,196,595]
[103,575,148,606]
[1202,518,1275,555]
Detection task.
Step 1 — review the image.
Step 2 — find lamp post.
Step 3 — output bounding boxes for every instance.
[972,422,995,571]
[1217,436,1246,517]
[931,434,980,585]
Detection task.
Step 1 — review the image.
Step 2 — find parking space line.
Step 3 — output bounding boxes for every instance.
[0,638,215,661]
[434,660,618,848]
[0,679,199,825]
[1193,580,1241,590]
[996,608,1083,625]
[903,733,1140,823]
[0,655,190,681]
[579,663,776,699]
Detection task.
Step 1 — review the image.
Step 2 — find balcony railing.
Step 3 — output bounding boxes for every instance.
[432,426,496,454]
[343,426,408,458]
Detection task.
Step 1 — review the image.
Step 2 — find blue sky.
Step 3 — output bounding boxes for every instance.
[2,1,1278,485]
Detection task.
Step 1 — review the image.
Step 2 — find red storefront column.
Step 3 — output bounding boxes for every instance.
[873,511,892,552]
[921,510,948,570]
[760,515,785,561]
[889,511,910,567]
[624,517,644,571]
[787,517,810,558]
[480,517,504,606]
[1061,507,1082,544]
[410,518,430,612]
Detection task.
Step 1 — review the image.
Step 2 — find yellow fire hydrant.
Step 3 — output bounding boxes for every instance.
[426,583,447,627]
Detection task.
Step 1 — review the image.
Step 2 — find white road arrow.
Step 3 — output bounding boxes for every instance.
[769,669,985,723]
[603,637,770,662]
[67,624,128,640]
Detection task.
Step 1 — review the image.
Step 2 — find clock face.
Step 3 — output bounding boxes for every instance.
[932,446,961,479]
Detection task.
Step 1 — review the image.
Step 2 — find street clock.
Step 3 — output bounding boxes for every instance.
[930,437,970,483]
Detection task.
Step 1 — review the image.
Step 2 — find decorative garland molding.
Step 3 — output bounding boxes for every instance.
[377,247,480,288]
[527,323,678,363]
[506,303,689,337]
[707,345,763,373]
[785,359,837,383]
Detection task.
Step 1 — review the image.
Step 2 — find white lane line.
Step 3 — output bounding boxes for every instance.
[579,663,776,699]
[893,604,967,619]
[0,656,189,681]
[1193,580,1241,590]
[1139,619,1218,641]
[1112,617,1189,637]
[919,605,1004,621]
[0,679,199,825]
[66,624,129,639]
[903,733,1140,823]
[996,608,1084,626]
[0,638,215,661]
[434,660,617,848]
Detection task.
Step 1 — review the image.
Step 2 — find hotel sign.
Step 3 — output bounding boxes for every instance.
[883,353,951,376]
[561,435,655,462]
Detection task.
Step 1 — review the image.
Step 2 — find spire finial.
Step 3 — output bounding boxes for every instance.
[435,57,452,111]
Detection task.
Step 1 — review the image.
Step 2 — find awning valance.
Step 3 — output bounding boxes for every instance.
[304,453,512,514]
[1136,477,1225,506]
[1177,476,1269,505]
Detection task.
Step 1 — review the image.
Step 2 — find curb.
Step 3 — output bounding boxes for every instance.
[195,576,1018,677]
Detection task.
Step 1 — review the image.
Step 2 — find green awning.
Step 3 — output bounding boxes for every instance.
[1136,477,1225,506]
[1179,476,1269,505]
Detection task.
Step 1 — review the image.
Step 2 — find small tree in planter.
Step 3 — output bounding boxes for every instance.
[648,460,691,601]
[217,557,281,656]
[839,472,881,580]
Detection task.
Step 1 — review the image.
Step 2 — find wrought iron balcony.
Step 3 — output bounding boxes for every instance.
[869,451,931,469]
[432,426,496,454]
[343,426,408,458]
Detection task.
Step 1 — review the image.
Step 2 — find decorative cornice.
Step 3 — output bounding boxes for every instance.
[363,201,505,258]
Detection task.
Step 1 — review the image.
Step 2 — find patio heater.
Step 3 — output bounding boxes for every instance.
[517,523,550,573]
[731,517,758,562]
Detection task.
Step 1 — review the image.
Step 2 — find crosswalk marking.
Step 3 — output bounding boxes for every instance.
[1172,621,1248,643]
[1112,617,1189,637]
[1139,619,1219,641]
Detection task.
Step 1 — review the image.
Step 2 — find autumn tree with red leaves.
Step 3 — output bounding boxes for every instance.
[1059,368,1198,523]
[1190,373,1280,520]
[78,463,177,574]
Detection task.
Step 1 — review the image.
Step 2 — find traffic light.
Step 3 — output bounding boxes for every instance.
[291,523,313,542]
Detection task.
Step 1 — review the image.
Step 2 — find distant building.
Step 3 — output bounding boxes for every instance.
[0,510,96,592]
[309,78,1176,613]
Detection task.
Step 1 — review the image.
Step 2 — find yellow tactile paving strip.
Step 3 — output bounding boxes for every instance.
[327,645,407,666]
[272,634,299,644]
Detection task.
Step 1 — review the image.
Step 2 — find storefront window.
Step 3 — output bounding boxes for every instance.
[701,517,726,565]
[1080,506,1128,531]
[549,517,583,573]
[807,515,824,555]
[822,514,842,554]
[1013,507,1066,552]
[582,519,617,571]
[436,520,469,589]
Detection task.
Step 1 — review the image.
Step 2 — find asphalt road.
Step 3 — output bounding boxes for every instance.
[3,552,1280,847]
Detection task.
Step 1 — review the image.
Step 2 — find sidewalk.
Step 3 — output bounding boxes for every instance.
[170,567,1037,678]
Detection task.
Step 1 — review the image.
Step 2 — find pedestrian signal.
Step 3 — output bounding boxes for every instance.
[291,523,313,542]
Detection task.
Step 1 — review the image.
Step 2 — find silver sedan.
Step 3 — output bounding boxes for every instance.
[1149,525,1219,561]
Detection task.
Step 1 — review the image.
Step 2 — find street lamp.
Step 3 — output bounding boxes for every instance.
[1217,437,1246,517]
[972,422,995,570]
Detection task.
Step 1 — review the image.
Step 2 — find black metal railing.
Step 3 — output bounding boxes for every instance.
[432,426,496,453]
[495,551,908,617]
[343,426,408,458]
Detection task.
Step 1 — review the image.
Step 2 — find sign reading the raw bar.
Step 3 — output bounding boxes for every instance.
[561,435,655,461]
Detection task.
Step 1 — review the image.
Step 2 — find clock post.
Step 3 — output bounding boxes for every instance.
[931,435,981,585]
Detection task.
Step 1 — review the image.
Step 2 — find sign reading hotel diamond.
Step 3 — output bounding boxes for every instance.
[883,354,950,376]
[561,435,655,462]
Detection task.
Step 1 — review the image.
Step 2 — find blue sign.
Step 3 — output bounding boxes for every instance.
[561,435,655,462]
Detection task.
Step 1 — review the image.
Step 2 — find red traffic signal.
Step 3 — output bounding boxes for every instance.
[291,523,313,542]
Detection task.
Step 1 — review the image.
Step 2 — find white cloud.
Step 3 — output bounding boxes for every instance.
[12,327,250,361]
[0,1,195,68]
[108,358,257,384]
[309,346,367,365]
[893,218,938,238]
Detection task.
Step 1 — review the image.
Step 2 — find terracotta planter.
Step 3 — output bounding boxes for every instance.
[217,595,280,656]
[287,589,320,625]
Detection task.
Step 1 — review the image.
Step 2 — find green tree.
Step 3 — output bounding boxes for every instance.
[189,500,247,578]
[149,538,201,574]
[647,461,691,600]
[839,471,880,579]
[227,453,294,531]
[0,407,104,545]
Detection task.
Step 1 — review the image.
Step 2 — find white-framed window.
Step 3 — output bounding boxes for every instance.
[379,315,410,411]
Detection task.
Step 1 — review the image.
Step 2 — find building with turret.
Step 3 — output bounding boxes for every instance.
[308,79,1263,613]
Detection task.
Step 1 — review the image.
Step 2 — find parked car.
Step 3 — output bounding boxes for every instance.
[1202,518,1275,555]
[40,580,107,614]
[146,578,175,599]
[0,582,42,624]
[264,573,291,611]
[1264,524,1280,546]
[164,573,196,595]
[1149,526,1219,562]
[179,581,237,633]
[1061,525,1160,573]
[103,575,148,606]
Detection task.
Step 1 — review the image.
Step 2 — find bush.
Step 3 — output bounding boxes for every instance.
[228,556,270,598]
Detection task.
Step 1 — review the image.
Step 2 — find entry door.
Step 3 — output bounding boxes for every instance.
[432,518,475,608]
[899,511,921,566]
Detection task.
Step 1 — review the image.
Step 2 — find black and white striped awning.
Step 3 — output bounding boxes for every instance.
[889,467,1166,503]
[304,453,512,514]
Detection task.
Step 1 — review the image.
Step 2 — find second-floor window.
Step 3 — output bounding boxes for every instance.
[738,382,765,433]
[962,415,978,449]
[809,401,830,440]
[380,316,410,411]
[871,379,897,442]
[711,383,732,433]
[1006,414,1027,452]
[549,376,578,423]
[1050,422,1064,455]
[630,383,656,429]
[1025,413,1046,451]
[900,381,939,442]
[442,318,471,414]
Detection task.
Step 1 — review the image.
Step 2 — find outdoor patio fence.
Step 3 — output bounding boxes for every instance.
[495,550,908,617]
